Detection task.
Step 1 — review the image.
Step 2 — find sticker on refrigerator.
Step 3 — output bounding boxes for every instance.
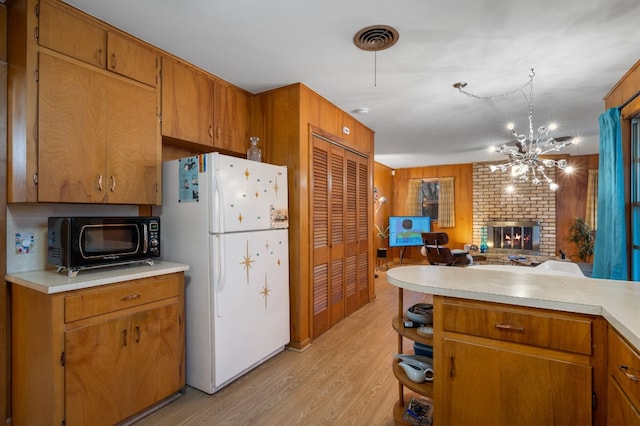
[178,156,200,203]
[271,207,289,228]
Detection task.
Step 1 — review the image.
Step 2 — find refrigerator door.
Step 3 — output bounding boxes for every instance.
[210,228,290,388]
[209,152,288,234]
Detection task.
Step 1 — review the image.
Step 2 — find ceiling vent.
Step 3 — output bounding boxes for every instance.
[353,25,399,51]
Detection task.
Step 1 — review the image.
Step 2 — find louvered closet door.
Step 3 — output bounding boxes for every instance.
[345,151,372,314]
[356,153,371,309]
[311,135,346,338]
[311,135,370,338]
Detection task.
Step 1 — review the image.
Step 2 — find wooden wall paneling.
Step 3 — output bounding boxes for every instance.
[555,154,599,260]
[374,162,394,257]
[1,4,8,421]
[255,84,311,350]
[254,83,374,348]
[392,163,474,262]
[354,119,374,156]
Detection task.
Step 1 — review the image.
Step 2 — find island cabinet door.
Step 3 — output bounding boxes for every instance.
[65,317,131,426]
[441,337,592,426]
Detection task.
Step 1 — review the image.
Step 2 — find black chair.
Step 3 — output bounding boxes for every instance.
[422,232,470,266]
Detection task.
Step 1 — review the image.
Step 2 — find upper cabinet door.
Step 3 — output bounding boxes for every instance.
[105,73,159,205]
[107,32,157,87]
[213,81,251,154]
[38,52,107,203]
[38,0,106,68]
[161,57,214,146]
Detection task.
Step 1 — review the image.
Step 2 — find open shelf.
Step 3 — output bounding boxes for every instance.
[392,359,434,398]
[392,391,434,426]
[392,317,434,347]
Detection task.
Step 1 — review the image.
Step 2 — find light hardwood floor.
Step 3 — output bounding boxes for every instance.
[135,266,431,425]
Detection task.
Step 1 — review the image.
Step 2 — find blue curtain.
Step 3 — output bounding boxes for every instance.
[592,107,627,280]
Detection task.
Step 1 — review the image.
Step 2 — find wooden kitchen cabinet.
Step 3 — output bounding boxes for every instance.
[10,272,185,426]
[432,296,606,426]
[8,0,161,204]
[213,80,251,154]
[161,57,214,147]
[161,57,251,154]
[608,327,640,424]
[38,0,157,86]
[38,51,159,204]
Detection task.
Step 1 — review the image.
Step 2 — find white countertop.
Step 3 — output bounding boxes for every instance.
[386,264,640,350]
[5,261,190,294]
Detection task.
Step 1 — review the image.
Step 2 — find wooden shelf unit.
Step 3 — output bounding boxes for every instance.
[392,288,434,425]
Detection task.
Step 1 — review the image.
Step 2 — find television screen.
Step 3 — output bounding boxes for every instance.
[388,216,432,247]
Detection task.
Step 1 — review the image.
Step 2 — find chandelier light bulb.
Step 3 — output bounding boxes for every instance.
[549,182,559,191]
[506,122,515,131]
[548,123,558,131]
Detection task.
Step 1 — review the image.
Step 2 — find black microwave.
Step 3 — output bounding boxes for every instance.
[48,217,160,277]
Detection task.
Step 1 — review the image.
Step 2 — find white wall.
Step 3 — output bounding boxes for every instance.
[6,204,137,273]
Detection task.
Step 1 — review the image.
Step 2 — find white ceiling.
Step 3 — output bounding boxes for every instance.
[63,0,640,169]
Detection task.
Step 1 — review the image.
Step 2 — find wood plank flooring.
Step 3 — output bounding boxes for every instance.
[134,267,431,425]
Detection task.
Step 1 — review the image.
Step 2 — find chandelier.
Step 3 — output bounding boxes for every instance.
[454,69,580,191]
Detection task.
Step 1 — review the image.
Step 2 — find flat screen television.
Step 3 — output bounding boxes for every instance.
[388,216,432,247]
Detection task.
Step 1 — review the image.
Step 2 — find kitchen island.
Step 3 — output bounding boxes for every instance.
[387,264,640,426]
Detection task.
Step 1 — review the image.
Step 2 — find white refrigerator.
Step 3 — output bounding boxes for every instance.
[155,152,290,394]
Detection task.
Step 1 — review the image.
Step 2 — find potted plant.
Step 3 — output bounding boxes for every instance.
[566,217,594,263]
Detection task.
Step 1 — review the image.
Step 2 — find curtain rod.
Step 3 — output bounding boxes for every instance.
[620,88,640,110]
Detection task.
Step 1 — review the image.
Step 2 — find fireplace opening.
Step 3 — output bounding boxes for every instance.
[487,221,540,254]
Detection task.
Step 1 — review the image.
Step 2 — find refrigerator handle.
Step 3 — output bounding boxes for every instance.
[212,155,225,234]
[215,234,225,317]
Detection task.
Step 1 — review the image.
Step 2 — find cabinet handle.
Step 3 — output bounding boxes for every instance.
[209,125,214,138]
[619,365,640,382]
[449,355,456,377]
[110,176,116,192]
[135,326,141,343]
[495,323,525,332]
[110,53,117,70]
[97,175,103,191]
[97,49,103,66]
[121,293,141,301]
[122,329,128,347]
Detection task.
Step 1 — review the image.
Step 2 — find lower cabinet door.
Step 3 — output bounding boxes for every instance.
[65,316,131,426]
[608,376,640,425]
[130,303,183,414]
[64,303,183,425]
[442,338,592,426]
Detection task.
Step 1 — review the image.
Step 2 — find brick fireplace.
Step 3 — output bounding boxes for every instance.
[472,163,556,258]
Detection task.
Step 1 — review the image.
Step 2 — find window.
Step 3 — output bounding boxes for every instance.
[420,179,439,219]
